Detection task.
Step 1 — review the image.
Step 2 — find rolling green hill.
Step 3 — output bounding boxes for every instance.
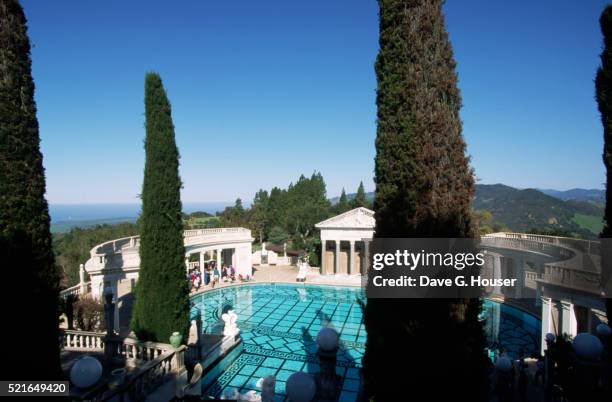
[332,184,604,238]
[473,184,602,238]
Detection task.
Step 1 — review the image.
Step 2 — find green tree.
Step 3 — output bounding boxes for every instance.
[131,73,189,342]
[267,186,288,233]
[350,181,370,209]
[268,225,290,245]
[219,198,247,227]
[596,5,612,323]
[285,172,330,244]
[249,189,269,243]
[363,1,487,400]
[335,188,351,214]
[0,0,61,379]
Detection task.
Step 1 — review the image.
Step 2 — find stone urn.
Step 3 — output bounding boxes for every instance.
[170,331,183,348]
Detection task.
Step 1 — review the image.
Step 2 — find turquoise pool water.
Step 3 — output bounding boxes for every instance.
[482,299,541,359]
[190,284,540,401]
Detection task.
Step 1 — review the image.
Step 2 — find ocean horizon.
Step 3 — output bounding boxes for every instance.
[49,202,235,223]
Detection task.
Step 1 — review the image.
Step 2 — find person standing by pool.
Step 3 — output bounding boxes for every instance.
[213,265,220,287]
[204,264,210,286]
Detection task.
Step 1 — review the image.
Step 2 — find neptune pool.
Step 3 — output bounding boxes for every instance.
[190,283,540,401]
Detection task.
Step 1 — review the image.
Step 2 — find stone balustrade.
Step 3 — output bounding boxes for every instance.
[540,263,602,295]
[109,347,184,400]
[117,337,174,365]
[183,227,250,237]
[61,329,105,352]
[481,234,574,261]
[484,232,600,256]
[481,232,602,294]
[59,282,91,299]
[64,330,187,401]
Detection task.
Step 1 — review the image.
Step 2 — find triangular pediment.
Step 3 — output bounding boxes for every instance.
[315,207,375,229]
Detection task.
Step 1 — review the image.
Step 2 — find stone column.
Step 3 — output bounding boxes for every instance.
[79,264,86,294]
[349,241,355,275]
[321,240,326,275]
[515,258,524,298]
[493,254,502,295]
[540,296,552,355]
[217,248,222,268]
[363,240,371,275]
[112,280,120,334]
[335,240,340,275]
[199,251,205,270]
[560,300,577,338]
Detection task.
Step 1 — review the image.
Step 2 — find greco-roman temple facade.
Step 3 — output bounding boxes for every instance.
[315,207,375,276]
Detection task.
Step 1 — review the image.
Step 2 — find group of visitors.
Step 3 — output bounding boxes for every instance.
[188,260,247,291]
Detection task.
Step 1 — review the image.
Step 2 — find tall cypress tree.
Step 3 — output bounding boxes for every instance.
[596,5,612,323]
[336,188,350,214]
[131,73,189,343]
[350,181,369,209]
[364,1,487,400]
[0,0,61,379]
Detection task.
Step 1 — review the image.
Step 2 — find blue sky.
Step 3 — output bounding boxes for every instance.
[21,0,609,204]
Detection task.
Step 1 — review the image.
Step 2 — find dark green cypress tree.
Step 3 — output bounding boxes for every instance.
[596,5,612,324]
[336,188,350,214]
[350,181,369,209]
[0,0,61,379]
[363,1,487,400]
[131,73,189,343]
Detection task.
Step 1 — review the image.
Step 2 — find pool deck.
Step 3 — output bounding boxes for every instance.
[189,265,363,297]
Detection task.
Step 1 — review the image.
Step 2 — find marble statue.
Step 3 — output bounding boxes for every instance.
[188,319,199,345]
[222,310,239,337]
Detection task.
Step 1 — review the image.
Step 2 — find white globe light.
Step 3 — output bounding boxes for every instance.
[495,357,512,372]
[286,372,316,402]
[596,323,611,338]
[70,356,103,388]
[572,333,603,361]
[316,327,339,352]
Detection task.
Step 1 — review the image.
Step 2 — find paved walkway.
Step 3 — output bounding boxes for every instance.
[190,265,362,297]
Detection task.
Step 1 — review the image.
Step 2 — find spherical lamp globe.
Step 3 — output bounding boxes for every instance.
[70,356,103,388]
[316,327,339,352]
[286,372,316,402]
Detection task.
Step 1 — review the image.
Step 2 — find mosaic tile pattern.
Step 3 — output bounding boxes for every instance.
[482,299,541,359]
[190,284,365,401]
[190,284,541,400]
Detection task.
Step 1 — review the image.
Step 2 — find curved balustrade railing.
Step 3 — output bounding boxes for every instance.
[59,282,91,299]
[89,228,251,261]
[480,235,575,261]
[83,227,252,278]
[481,232,602,296]
[486,232,600,256]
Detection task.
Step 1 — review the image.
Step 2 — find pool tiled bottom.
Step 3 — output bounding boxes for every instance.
[482,299,541,359]
[190,284,365,401]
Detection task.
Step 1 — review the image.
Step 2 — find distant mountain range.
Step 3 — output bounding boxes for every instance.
[332,184,605,238]
[537,188,605,204]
